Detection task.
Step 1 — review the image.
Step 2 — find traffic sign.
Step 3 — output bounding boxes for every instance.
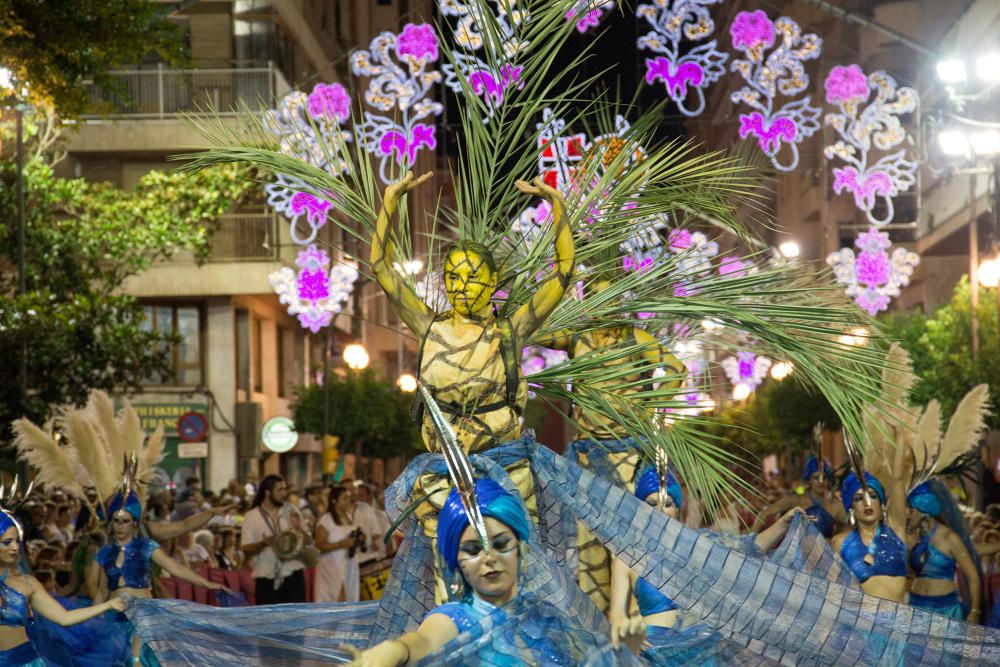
[262,416,299,453]
[177,412,209,443]
[178,442,208,459]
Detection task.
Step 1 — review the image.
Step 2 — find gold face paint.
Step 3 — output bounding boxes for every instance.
[444,250,497,316]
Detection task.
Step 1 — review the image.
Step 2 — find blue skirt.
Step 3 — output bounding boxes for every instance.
[0,641,44,666]
[909,590,965,619]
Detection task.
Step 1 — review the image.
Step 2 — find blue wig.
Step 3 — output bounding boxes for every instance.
[634,465,683,510]
[0,510,22,542]
[840,471,886,513]
[107,489,143,522]
[802,455,832,482]
[907,481,942,517]
[437,478,531,574]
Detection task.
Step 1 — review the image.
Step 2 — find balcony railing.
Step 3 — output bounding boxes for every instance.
[210,213,279,262]
[81,64,279,119]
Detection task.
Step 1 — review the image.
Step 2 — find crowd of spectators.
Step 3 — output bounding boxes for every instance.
[14,473,395,605]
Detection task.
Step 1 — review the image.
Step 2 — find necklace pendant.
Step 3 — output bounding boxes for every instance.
[863,553,875,566]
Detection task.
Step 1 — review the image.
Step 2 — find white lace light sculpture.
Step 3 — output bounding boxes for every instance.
[351,23,444,185]
[269,245,359,333]
[826,226,920,316]
[823,65,918,226]
[438,0,527,119]
[263,85,352,244]
[636,0,728,117]
[721,350,772,392]
[729,10,822,171]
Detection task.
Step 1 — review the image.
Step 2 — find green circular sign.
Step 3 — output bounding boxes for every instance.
[262,416,298,453]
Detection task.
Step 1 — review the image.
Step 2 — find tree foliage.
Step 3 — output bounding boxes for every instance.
[882,276,1000,430]
[0,0,185,116]
[702,378,841,458]
[0,159,254,431]
[291,370,423,460]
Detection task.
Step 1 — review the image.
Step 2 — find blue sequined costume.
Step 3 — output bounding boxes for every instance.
[95,491,161,667]
[908,482,970,620]
[801,456,836,538]
[838,472,907,584]
[126,442,1000,665]
[0,579,44,667]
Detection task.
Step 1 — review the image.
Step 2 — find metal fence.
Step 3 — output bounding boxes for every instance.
[82,65,276,119]
[210,213,279,262]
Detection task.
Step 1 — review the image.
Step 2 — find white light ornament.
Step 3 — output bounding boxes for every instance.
[263,85,353,244]
[269,245,359,333]
[721,350,772,392]
[438,0,527,120]
[826,226,919,316]
[351,24,444,185]
[823,66,918,227]
[636,0,728,117]
[729,11,822,171]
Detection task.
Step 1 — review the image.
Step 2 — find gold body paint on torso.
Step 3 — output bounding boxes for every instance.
[418,314,527,453]
[571,327,643,440]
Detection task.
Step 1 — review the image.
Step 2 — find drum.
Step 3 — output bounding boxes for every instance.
[359,557,393,601]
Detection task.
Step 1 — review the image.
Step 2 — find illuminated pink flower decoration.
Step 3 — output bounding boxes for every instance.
[297,268,330,302]
[270,245,359,333]
[290,191,333,228]
[826,226,920,316]
[307,83,350,123]
[855,251,891,286]
[730,11,775,50]
[824,65,869,104]
[397,23,438,61]
[668,228,693,251]
[718,256,748,278]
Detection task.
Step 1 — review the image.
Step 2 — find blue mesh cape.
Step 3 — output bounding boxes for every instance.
[127,440,1000,665]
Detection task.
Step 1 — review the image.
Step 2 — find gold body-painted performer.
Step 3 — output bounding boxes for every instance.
[535,299,684,612]
[371,171,574,600]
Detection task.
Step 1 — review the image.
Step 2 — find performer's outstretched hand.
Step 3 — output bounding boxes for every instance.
[385,170,433,204]
[609,612,646,654]
[108,597,127,612]
[515,176,560,201]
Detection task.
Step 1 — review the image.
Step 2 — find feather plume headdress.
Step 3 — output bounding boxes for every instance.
[12,390,166,508]
[0,475,34,543]
[861,343,990,494]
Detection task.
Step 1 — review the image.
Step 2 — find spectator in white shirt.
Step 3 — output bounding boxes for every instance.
[240,475,309,604]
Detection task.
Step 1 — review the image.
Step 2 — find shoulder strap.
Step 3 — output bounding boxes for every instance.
[497,318,522,416]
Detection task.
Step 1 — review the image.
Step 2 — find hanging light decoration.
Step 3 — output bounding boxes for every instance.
[351,23,444,184]
[823,65,918,226]
[826,227,919,316]
[635,0,728,117]
[728,10,823,171]
[269,245,358,333]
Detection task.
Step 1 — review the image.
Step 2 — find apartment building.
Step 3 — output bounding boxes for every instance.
[60,0,433,492]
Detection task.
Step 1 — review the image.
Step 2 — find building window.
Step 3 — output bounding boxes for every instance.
[141,303,203,386]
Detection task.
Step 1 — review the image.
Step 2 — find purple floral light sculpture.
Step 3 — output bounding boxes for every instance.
[729,10,822,171]
[823,65,918,226]
[636,0,728,117]
[721,350,772,392]
[264,85,352,244]
[269,245,359,333]
[826,226,920,316]
[566,1,615,33]
[351,23,444,184]
[438,0,527,119]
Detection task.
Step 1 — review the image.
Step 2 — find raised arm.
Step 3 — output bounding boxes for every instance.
[371,170,436,338]
[511,178,575,341]
[754,507,804,552]
[28,576,125,626]
[151,548,226,591]
[751,495,796,532]
[529,328,574,351]
[146,504,233,542]
[886,436,908,537]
